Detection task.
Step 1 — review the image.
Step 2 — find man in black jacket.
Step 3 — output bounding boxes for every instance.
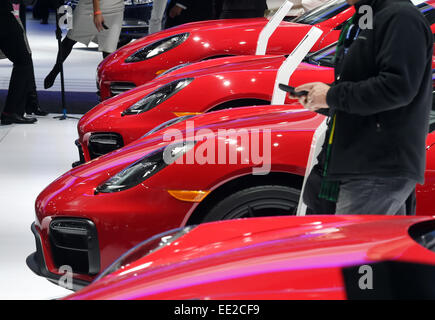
[294,0,433,215]
[214,0,268,19]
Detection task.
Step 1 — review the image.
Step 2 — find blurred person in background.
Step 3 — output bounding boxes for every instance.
[301,0,330,12]
[215,0,268,18]
[149,0,170,34]
[10,0,48,115]
[0,0,37,124]
[266,0,329,18]
[44,0,125,89]
[285,0,305,17]
[166,0,214,28]
[33,0,58,24]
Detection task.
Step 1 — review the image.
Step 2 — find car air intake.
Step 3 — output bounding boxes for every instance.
[88,133,124,159]
[110,82,136,96]
[49,219,100,275]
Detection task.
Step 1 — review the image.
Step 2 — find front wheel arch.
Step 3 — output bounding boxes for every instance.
[186,172,303,225]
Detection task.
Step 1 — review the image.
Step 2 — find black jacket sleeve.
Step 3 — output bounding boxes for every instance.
[326,9,431,116]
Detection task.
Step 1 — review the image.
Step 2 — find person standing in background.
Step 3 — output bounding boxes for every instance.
[0,0,37,124]
[44,0,125,89]
[10,0,48,115]
[166,0,214,28]
[149,0,170,34]
[301,0,330,12]
[215,0,268,19]
[285,0,305,18]
[34,0,58,24]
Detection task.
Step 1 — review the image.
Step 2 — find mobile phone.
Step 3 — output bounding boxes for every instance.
[102,22,109,30]
[279,83,308,97]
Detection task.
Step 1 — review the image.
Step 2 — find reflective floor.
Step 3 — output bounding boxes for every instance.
[0,116,79,299]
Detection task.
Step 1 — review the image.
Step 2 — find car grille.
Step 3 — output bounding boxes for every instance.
[49,219,100,275]
[110,82,136,97]
[88,133,124,159]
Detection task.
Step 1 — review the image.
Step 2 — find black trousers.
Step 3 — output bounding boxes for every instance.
[0,12,33,116]
[303,164,417,216]
[33,0,57,22]
[26,59,40,113]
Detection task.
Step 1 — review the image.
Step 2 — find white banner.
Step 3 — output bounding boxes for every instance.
[271,26,323,105]
[256,0,294,55]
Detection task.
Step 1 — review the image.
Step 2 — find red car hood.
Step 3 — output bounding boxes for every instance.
[80,56,330,135]
[72,105,318,179]
[157,54,286,78]
[101,18,301,68]
[67,215,435,300]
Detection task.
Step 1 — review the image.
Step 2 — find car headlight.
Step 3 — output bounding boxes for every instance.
[94,226,195,281]
[95,141,196,194]
[125,33,189,63]
[121,78,193,116]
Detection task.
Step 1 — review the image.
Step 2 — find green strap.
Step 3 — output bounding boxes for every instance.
[318,16,359,203]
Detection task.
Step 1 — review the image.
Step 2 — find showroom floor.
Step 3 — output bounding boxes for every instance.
[0,117,80,299]
[0,12,101,299]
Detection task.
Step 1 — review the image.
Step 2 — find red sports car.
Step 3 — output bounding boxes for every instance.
[27,104,435,289]
[77,45,336,164]
[96,0,435,101]
[96,0,354,100]
[66,215,435,300]
[79,4,435,165]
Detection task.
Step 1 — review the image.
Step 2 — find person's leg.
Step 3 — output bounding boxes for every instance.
[39,0,49,24]
[149,0,169,34]
[335,177,417,216]
[303,166,336,215]
[25,59,48,116]
[405,188,417,216]
[44,36,77,89]
[19,1,27,30]
[0,14,36,123]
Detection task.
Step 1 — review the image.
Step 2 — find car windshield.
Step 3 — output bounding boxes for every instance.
[429,110,435,133]
[305,42,337,67]
[289,0,350,25]
[410,220,435,253]
[417,2,435,25]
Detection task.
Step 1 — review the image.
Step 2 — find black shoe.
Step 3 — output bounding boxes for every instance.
[34,108,49,116]
[27,107,49,116]
[1,113,38,125]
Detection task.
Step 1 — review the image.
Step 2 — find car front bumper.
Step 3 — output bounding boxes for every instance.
[26,223,91,291]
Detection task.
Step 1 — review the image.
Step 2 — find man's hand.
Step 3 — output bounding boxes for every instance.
[94,14,105,32]
[292,82,330,112]
[169,5,183,18]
